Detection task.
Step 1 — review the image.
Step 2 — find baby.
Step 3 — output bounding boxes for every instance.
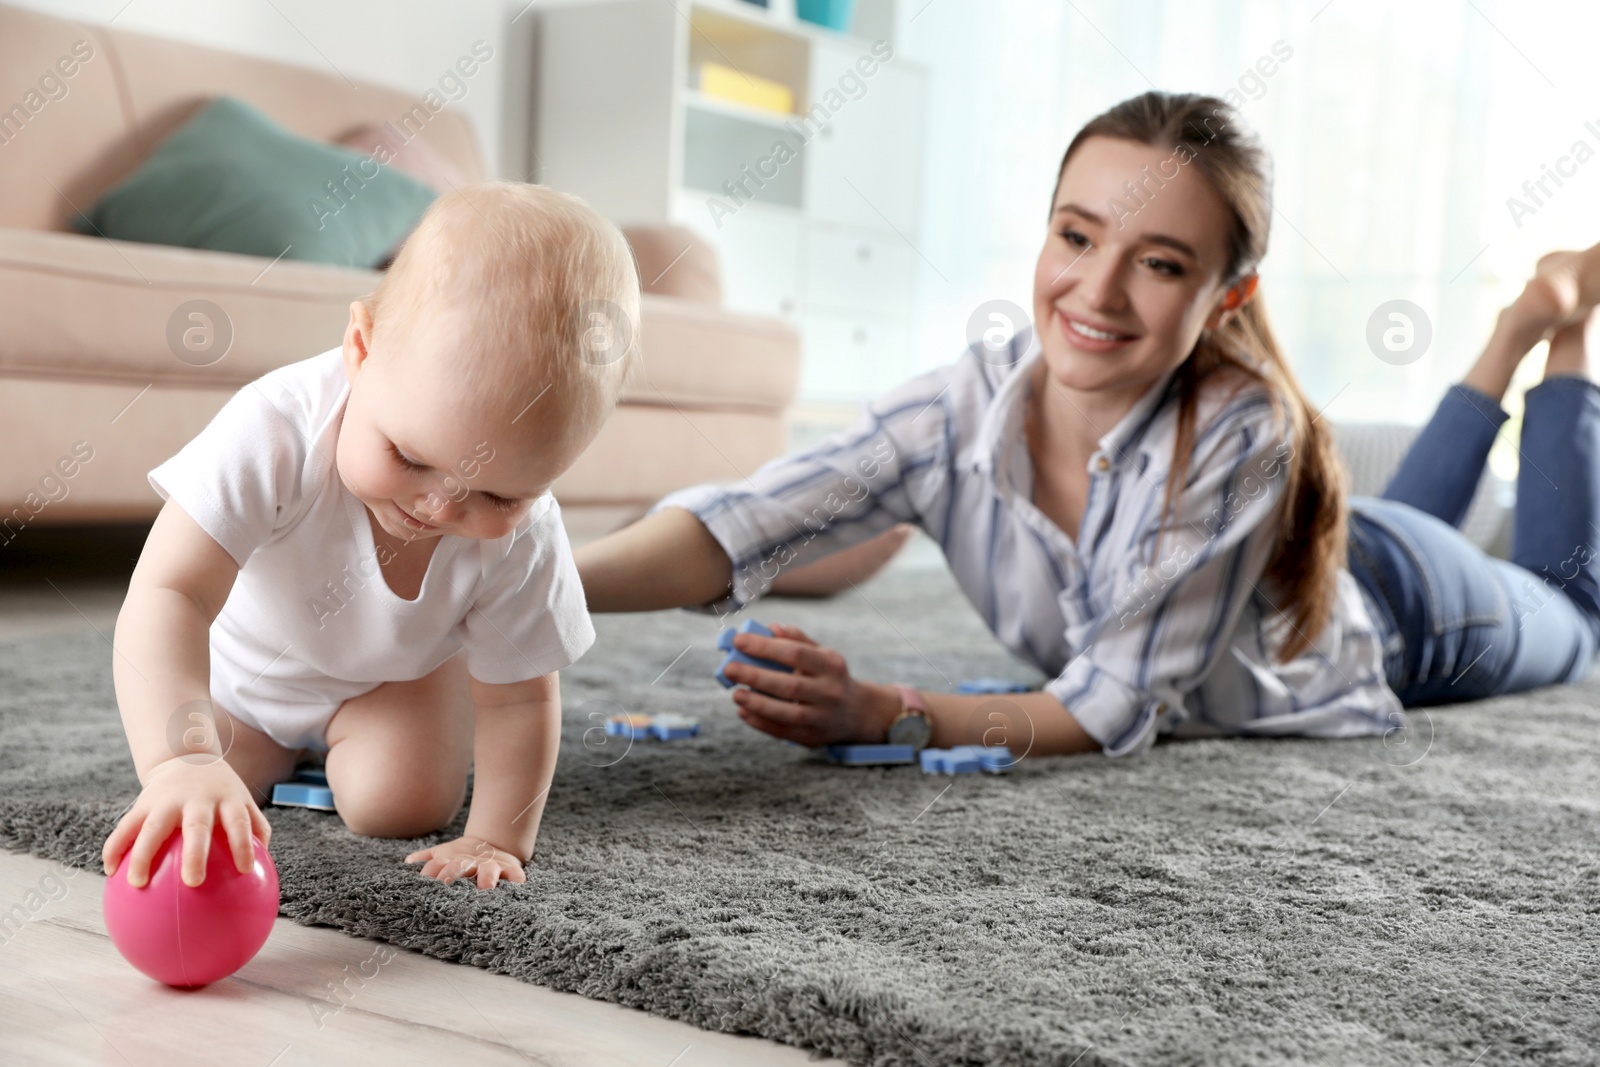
[101,181,639,892]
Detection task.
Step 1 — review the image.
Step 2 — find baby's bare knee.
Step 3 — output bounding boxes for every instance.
[332,769,466,840]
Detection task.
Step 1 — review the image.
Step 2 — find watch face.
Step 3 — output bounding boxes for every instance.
[887,713,932,751]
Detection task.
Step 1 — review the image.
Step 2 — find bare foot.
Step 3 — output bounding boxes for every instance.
[1507,242,1600,341]
[1465,242,1600,400]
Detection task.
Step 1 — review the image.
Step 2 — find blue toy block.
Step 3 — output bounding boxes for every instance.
[715,618,794,688]
[648,714,701,741]
[957,678,1032,694]
[919,746,982,774]
[271,782,336,810]
[919,745,1015,775]
[605,713,701,741]
[977,746,1016,773]
[824,743,917,766]
[605,714,654,739]
[293,767,328,786]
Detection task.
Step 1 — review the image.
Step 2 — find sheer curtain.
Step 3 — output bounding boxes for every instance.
[898,0,1600,464]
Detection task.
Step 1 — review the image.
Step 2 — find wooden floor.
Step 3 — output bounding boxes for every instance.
[0,523,842,1066]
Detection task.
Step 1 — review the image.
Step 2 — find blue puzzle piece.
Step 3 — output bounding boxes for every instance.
[919,745,1015,775]
[919,746,983,774]
[977,746,1016,773]
[824,743,917,766]
[957,678,1033,694]
[271,782,336,810]
[649,714,701,741]
[293,767,328,786]
[605,713,701,741]
[715,618,794,688]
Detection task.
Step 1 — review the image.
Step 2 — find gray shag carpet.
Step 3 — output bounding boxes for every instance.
[2,562,1598,1067]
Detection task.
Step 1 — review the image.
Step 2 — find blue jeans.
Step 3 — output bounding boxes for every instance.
[1346,376,1600,705]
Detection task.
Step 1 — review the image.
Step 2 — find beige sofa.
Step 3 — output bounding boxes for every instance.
[0,3,800,542]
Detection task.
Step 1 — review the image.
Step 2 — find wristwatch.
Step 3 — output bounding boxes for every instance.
[886,684,932,750]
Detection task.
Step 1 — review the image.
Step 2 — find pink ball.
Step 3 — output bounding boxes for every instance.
[103,825,279,988]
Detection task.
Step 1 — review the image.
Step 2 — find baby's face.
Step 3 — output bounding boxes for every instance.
[337,308,574,543]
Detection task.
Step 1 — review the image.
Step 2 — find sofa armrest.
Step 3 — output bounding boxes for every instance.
[622,224,722,306]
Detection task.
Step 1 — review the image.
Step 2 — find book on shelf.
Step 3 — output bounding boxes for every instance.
[694,62,795,116]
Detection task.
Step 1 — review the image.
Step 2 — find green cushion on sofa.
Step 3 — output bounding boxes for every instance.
[72,96,437,269]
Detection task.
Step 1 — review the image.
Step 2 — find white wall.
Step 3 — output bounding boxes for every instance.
[9,0,536,179]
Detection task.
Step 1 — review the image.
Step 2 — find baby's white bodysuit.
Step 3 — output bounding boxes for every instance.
[147,347,595,751]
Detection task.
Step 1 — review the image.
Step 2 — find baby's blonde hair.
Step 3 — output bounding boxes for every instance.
[363,181,641,449]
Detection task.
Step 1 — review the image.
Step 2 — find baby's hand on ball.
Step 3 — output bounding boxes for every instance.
[102,757,272,888]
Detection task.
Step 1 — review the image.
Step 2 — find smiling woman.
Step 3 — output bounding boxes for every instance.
[575,91,1381,758]
[574,89,1600,765]
[1029,95,1346,668]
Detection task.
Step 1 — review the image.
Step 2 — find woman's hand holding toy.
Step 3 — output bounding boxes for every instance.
[721,623,897,747]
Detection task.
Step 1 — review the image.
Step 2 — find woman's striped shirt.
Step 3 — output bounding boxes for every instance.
[651,332,1404,757]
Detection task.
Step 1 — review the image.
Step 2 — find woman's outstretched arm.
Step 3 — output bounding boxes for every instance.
[574,506,734,612]
[721,623,1103,756]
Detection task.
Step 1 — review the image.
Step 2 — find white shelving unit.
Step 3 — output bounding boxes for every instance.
[532,0,927,405]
